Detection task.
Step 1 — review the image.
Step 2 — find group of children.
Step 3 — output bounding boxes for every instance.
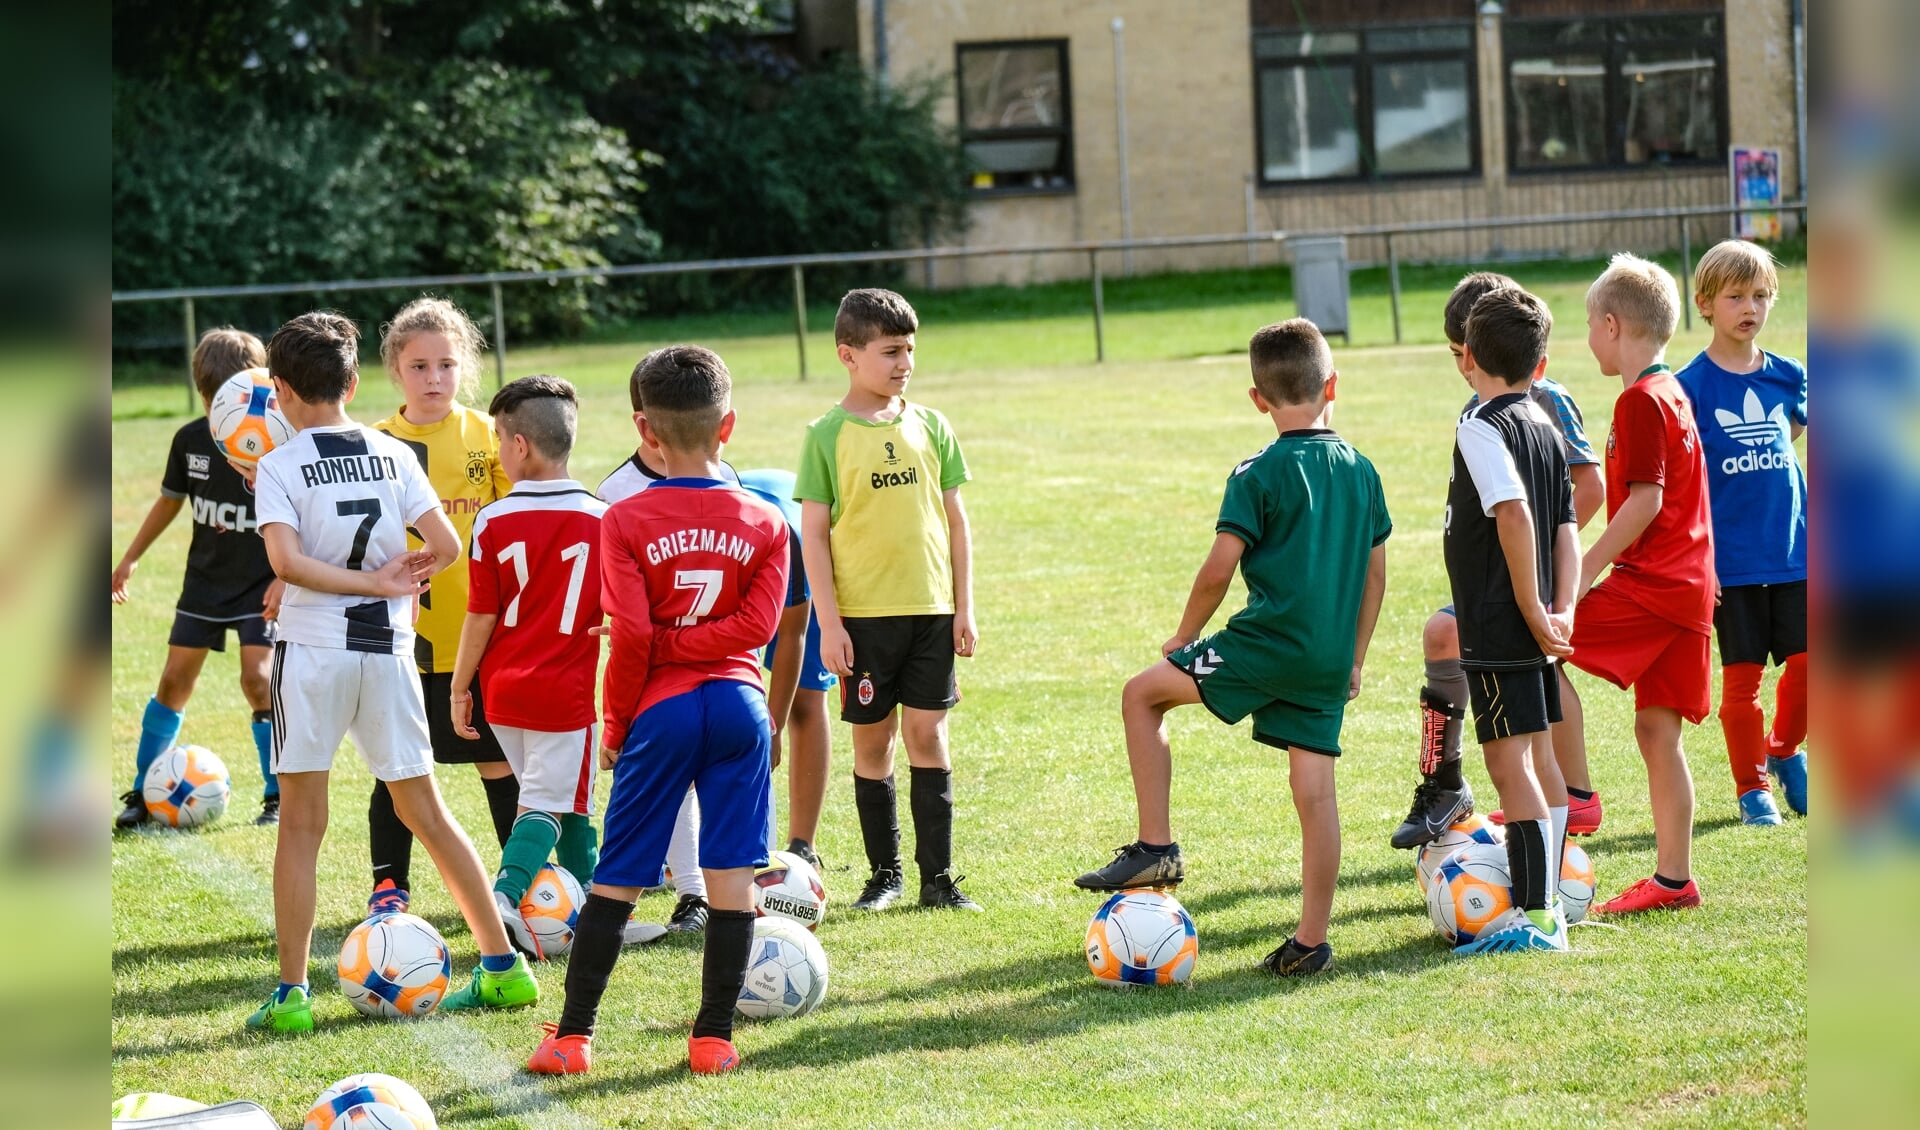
[1078,240,1808,963]
[111,241,1808,1071]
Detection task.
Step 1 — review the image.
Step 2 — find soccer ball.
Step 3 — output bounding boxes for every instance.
[736,916,829,1020]
[1559,841,1596,925]
[753,850,828,931]
[1085,889,1198,987]
[518,864,585,959]
[208,367,294,465]
[304,1073,436,1130]
[141,744,230,828]
[1415,813,1505,894]
[338,912,452,1019]
[1426,843,1514,945]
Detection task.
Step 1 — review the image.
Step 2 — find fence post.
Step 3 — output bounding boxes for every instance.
[490,282,507,389]
[1677,216,1693,332]
[183,297,197,414]
[1090,250,1106,364]
[791,264,809,382]
[1386,232,1403,345]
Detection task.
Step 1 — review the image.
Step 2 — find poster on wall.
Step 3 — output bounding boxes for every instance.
[1730,146,1783,240]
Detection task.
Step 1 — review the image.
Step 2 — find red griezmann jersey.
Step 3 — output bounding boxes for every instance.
[1601,369,1716,633]
[600,477,791,751]
[467,481,611,730]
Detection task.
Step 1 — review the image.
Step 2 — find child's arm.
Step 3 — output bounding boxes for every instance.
[111,494,184,603]
[1491,498,1571,657]
[765,600,810,768]
[801,500,853,676]
[598,516,657,763]
[448,611,498,740]
[1548,519,1581,640]
[649,549,790,664]
[1577,482,1661,597]
[1165,533,1245,656]
[260,523,434,599]
[1349,544,1387,699]
[944,487,976,657]
[1571,463,1606,530]
[412,507,463,577]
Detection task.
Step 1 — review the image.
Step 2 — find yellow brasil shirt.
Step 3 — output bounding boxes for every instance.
[374,403,510,672]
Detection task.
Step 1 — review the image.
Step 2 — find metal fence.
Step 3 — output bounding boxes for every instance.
[112,200,1807,412]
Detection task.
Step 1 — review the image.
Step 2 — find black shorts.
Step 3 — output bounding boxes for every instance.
[839,614,960,725]
[1713,581,1808,667]
[1466,664,1563,744]
[420,670,506,764]
[168,612,274,652]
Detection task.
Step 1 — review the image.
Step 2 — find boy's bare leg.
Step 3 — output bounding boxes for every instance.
[387,773,512,955]
[1531,729,1568,807]
[1288,749,1339,948]
[1483,733,1556,926]
[1553,666,1592,793]
[1636,706,1693,880]
[702,866,753,913]
[272,770,328,984]
[850,714,898,779]
[1483,735,1546,823]
[785,690,831,845]
[1121,662,1203,845]
[900,707,950,769]
[154,646,210,711]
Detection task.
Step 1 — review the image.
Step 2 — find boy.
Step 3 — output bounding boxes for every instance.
[245,312,536,1032]
[448,376,610,953]
[796,288,980,913]
[1391,275,1607,849]
[1073,319,1390,976]
[1574,254,1716,914]
[1676,240,1809,824]
[528,345,788,1076]
[1442,287,1580,954]
[113,327,283,828]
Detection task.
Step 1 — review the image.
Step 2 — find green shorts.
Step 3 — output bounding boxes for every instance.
[1166,631,1344,756]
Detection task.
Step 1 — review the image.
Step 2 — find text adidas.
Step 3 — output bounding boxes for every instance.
[1722,449,1795,475]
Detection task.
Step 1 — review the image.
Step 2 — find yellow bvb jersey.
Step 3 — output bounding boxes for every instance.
[374,403,511,672]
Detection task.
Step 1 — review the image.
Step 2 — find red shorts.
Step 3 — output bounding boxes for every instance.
[1568,581,1712,724]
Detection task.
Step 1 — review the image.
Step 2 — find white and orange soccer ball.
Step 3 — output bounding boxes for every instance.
[208,367,294,465]
[518,864,585,959]
[1426,843,1514,945]
[140,744,230,828]
[1085,889,1198,987]
[753,850,828,931]
[1415,812,1505,894]
[337,912,451,1019]
[736,916,830,1021]
[1559,841,1596,924]
[304,1072,436,1130]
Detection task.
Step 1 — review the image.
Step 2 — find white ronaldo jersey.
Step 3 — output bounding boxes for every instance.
[254,424,442,654]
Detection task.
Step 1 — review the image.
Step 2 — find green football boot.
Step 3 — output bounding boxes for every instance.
[439,954,540,1012]
[244,984,314,1033]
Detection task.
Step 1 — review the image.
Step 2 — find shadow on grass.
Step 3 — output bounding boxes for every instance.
[1585,814,1743,858]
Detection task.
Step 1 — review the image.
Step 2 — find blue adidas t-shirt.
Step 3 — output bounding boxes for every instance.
[1675,350,1808,586]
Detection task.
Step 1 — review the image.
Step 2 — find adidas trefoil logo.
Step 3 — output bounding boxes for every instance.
[1714,388,1788,448]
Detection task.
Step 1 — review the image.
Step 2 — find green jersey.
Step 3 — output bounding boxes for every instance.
[1214,429,1391,709]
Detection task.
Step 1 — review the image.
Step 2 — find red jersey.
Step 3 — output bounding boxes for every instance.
[599,477,791,751]
[467,481,611,730]
[1601,368,1716,633]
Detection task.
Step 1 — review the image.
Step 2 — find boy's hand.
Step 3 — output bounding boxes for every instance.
[819,620,856,678]
[111,559,136,604]
[262,578,285,621]
[451,690,480,740]
[1525,603,1574,658]
[1348,665,1364,701]
[953,609,977,657]
[369,550,435,598]
[770,722,783,770]
[1161,634,1194,657]
[599,741,621,770]
[225,458,258,485]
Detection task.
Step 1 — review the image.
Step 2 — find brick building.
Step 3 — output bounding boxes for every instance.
[799,0,1803,285]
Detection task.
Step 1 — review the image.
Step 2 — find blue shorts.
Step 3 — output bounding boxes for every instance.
[763,610,838,693]
[596,680,773,887]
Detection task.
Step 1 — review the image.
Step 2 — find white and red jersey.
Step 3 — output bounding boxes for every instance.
[468,480,610,731]
[599,476,790,751]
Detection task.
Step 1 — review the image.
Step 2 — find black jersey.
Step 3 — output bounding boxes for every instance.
[159,419,275,621]
[1443,392,1575,671]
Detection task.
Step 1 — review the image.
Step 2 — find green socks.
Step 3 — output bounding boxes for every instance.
[495,811,562,903]
[557,812,599,886]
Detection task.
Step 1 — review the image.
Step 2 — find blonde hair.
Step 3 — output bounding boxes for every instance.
[379,296,486,403]
[191,327,265,402]
[1693,239,1780,319]
[1586,252,1681,343]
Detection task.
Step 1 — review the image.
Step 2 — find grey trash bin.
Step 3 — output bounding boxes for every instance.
[1290,236,1350,340]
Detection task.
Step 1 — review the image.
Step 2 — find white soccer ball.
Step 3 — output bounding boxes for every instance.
[1426,843,1514,945]
[338,911,452,1019]
[1559,841,1596,925]
[208,367,294,465]
[1415,813,1505,894]
[140,744,230,828]
[1085,889,1198,987]
[752,850,828,931]
[736,916,829,1020]
[518,864,586,959]
[304,1072,436,1130]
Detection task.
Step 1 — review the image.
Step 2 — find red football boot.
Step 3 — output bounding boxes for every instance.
[688,1035,740,1075]
[1596,875,1701,915]
[1489,790,1602,835]
[528,1022,592,1075]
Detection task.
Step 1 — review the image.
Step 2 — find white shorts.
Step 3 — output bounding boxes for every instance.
[493,724,598,816]
[270,642,434,782]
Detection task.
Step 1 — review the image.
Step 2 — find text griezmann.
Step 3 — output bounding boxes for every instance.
[644,528,758,567]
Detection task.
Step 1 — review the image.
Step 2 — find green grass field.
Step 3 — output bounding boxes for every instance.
[111,262,1807,1127]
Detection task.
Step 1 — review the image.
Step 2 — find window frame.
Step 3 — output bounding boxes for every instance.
[1251,21,1482,189]
[954,37,1076,197]
[1503,12,1728,176]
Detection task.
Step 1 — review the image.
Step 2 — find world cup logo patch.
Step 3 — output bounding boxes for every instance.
[857,675,875,706]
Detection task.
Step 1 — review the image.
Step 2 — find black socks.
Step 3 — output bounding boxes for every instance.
[853,774,901,872]
[481,772,521,848]
[1505,818,1551,913]
[1569,786,1596,802]
[1653,873,1690,890]
[368,780,411,893]
[556,893,634,1039]
[909,766,954,883]
[692,909,756,1041]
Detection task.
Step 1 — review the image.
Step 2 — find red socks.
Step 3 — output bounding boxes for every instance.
[1767,651,1808,756]
[1719,662,1768,796]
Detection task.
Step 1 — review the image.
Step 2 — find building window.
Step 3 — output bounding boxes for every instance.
[1254,24,1476,185]
[1506,14,1724,172]
[956,39,1073,193]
